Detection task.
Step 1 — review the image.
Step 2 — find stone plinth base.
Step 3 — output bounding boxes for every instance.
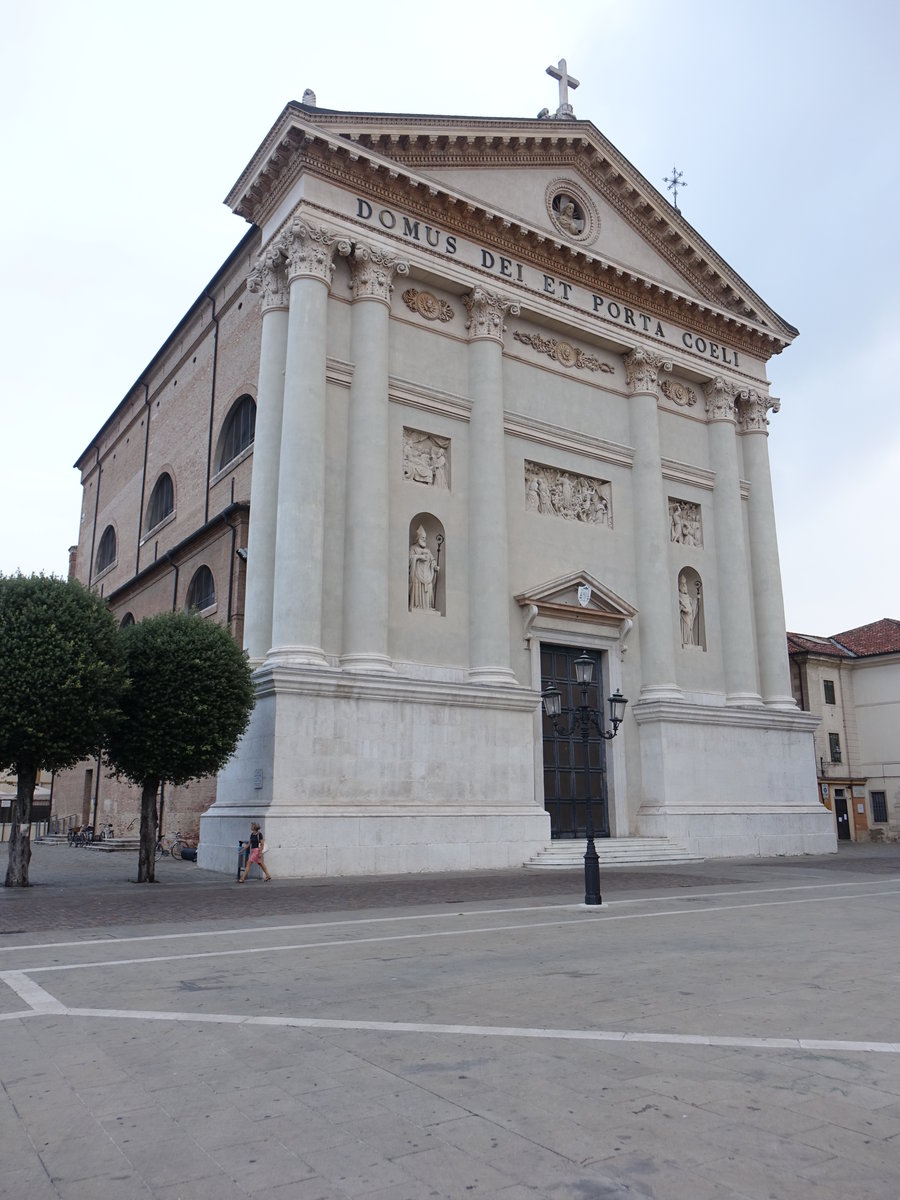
[198,806,550,876]
[633,697,836,858]
[198,661,550,878]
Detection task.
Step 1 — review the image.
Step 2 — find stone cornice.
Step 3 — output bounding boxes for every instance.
[632,698,814,732]
[252,660,540,712]
[504,411,633,469]
[660,458,716,493]
[225,106,795,360]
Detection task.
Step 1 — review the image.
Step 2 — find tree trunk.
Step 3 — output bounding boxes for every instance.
[5,762,37,887]
[137,778,160,883]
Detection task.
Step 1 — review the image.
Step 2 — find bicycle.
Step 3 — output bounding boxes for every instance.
[155,830,198,860]
[67,826,94,846]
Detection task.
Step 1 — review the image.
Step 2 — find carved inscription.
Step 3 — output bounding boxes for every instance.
[525,461,611,526]
[514,330,614,373]
[403,428,450,489]
[402,288,455,323]
[669,499,703,547]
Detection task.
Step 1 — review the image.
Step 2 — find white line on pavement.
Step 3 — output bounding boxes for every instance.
[3,876,899,956]
[18,1003,900,1056]
[1,971,67,1013]
[9,886,900,976]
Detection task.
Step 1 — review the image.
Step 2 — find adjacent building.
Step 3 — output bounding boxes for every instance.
[788,619,900,842]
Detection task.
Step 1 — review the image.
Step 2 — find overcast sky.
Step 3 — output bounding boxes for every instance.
[1,0,897,636]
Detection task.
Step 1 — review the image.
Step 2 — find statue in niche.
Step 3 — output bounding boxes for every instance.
[669,499,703,547]
[678,572,700,646]
[409,526,440,612]
[552,194,584,236]
[403,428,450,490]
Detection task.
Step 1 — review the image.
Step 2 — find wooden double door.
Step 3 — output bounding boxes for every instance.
[540,644,610,839]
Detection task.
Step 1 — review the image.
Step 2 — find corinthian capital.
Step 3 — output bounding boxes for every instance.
[283,220,348,284]
[623,347,673,394]
[704,376,738,422]
[464,288,520,341]
[247,236,289,311]
[736,389,781,433]
[347,242,410,303]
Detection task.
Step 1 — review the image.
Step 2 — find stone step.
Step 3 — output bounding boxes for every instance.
[34,833,140,851]
[525,837,702,868]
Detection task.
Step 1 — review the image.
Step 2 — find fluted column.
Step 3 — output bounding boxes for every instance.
[243,237,290,662]
[341,243,409,672]
[464,288,519,685]
[704,377,761,705]
[269,220,347,663]
[624,348,680,699]
[738,390,795,708]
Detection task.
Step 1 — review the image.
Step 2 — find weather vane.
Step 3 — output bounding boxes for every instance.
[664,165,687,212]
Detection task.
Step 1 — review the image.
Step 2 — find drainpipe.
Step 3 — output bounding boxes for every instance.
[166,552,180,612]
[135,382,151,574]
[225,513,238,627]
[87,446,101,587]
[204,292,220,525]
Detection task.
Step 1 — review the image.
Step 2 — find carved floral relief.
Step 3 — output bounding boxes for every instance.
[403,429,450,489]
[660,379,698,408]
[669,499,703,547]
[402,289,455,323]
[525,461,612,527]
[513,331,614,374]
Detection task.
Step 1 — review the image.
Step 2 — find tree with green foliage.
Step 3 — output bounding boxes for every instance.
[0,574,125,887]
[105,611,255,882]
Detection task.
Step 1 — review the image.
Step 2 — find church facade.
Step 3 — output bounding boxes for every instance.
[65,78,836,873]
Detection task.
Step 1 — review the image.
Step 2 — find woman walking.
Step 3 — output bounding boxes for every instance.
[238,822,272,882]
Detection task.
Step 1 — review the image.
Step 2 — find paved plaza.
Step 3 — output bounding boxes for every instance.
[2,843,900,1199]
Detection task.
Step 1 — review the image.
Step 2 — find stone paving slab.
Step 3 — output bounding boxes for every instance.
[1,844,900,1198]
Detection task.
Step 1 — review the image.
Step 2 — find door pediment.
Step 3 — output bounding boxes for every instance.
[516,572,637,631]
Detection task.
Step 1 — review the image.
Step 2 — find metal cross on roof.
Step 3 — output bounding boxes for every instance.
[664,165,687,212]
[546,59,579,118]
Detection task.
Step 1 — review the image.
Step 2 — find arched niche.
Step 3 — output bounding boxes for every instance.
[677,566,705,651]
[408,513,445,616]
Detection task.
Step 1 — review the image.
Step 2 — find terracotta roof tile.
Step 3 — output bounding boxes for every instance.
[786,632,852,657]
[788,618,900,658]
[831,618,900,657]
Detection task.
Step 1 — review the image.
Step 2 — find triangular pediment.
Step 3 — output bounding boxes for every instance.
[227,103,796,356]
[516,572,637,626]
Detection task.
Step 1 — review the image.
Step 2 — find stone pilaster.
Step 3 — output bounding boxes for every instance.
[704,377,761,705]
[269,220,348,663]
[464,288,519,685]
[738,389,795,708]
[624,347,680,699]
[243,236,290,662]
[341,243,409,672]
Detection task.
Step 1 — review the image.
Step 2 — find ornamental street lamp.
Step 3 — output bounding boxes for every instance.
[542,652,628,906]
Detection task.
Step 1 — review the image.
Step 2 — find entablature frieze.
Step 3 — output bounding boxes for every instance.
[230,112,791,360]
[259,195,778,378]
